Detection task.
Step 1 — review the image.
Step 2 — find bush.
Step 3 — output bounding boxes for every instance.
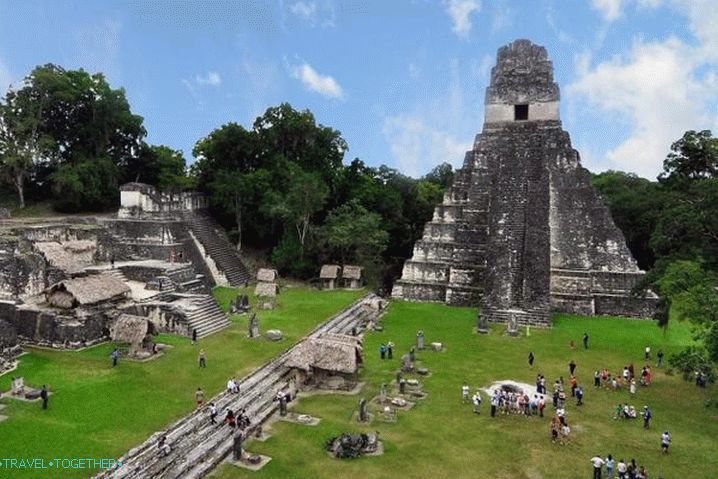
[668,346,715,382]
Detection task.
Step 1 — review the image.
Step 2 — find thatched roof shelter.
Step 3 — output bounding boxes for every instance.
[256,268,278,282]
[320,264,341,279]
[255,282,279,297]
[110,314,156,345]
[45,274,130,308]
[342,265,363,280]
[35,240,97,274]
[287,333,363,374]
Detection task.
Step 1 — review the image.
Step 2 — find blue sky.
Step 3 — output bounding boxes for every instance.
[1,0,717,179]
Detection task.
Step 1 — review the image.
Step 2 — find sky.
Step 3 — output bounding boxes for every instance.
[1,0,717,180]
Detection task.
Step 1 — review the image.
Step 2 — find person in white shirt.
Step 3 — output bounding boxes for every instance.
[616,458,628,478]
[590,455,605,479]
[472,391,482,413]
[462,384,470,403]
[661,431,671,453]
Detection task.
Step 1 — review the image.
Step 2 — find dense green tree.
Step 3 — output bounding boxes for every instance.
[659,130,718,183]
[424,162,454,189]
[125,145,190,192]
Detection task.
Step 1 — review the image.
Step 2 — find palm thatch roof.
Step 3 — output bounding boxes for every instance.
[256,268,278,282]
[320,264,341,279]
[255,282,279,297]
[110,314,155,345]
[286,333,363,374]
[34,240,97,273]
[45,274,131,307]
[341,265,363,280]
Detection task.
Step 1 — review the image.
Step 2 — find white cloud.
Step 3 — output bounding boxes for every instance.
[568,37,715,178]
[290,62,343,99]
[443,0,481,38]
[289,1,317,20]
[382,60,476,177]
[195,71,222,86]
[590,0,626,21]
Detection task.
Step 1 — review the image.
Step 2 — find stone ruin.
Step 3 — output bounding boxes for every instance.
[392,39,658,327]
[254,268,279,309]
[325,433,379,459]
[0,182,251,352]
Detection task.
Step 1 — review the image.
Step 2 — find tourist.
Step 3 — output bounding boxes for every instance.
[644,345,651,360]
[614,403,623,420]
[40,385,48,410]
[583,332,589,349]
[387,341,394,359]
[575,385,584,406]
[225,409,236,429]
[462,383,470,403]
[656,349,664,367]
[157,435,171,457]
[622,366,630,381]
[637,465,648,479]
[538,395,545,417]
[195,387,205,407]
[616,458,628,479]
[605,454,615,478]
[661,431,671,453]
[540,375,546,393]
[209,402,218,425]
[628,363,635,380]
[192,329,197,345]
[629,378,636,396]
[570,375,577,396]
[642,406,651,428]
[696,370,707,388]
[111,348,120,367]
[110,255,115,269]
[550,416,560,443]
[472,391,481,413]
[379,343,386,360]
[199,349,206,368]
[640,367,649,386]
[490,391,499,417]
[569,359,576,376]
[590,454,605,478]
[528,351,535,368]
[594,370,601,388]
[238,408,251,429]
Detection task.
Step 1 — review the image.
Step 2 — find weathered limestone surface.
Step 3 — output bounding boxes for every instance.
[393,40,657,325]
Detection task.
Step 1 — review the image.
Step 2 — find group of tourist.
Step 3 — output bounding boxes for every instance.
[379,341,395,360]
[488,389,547,418]
[613,403,653,428]
[226,377,239,394]
[590,455,655,479]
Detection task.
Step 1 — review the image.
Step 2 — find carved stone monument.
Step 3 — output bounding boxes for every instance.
[401,353,413,373]
[416,330,425,350]
[391,39,658,325]
[232,430,244,461]
[248,313,260,338]
[358,398,368,422]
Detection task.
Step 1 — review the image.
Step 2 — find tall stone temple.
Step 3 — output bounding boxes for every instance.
[392,39,657,327]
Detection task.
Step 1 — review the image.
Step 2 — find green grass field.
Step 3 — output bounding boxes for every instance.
[210,301,717,479]
[0,286,364,479]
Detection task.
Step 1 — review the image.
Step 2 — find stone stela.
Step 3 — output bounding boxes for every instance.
[392,39,658,328]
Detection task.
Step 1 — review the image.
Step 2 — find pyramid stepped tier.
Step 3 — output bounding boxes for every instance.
[392,39,658,325]
[182,212,251,286]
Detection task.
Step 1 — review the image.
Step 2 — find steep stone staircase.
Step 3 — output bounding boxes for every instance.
[182,212,251,286]
[94,294,385,479]
[183,294,232,338]
[103,268,129,283]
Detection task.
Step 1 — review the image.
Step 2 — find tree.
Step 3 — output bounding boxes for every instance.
[424,162,454,189]
[320,200,389,269]
[126,145,191,192]
[0,74,55,208]
[269,164,328,257]
[659,130,718,183]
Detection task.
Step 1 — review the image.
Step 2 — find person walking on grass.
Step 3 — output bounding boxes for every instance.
[590,455,605,479]
[387,341,394,360]
[642,406,652,429]
[40,385,49,410]
[111,348,120,367]
[616,458,627,479]
[605,454,615,479]
[569,359,577,376]
[198,349,206,368]
[583,332,590,349]
[195,387,204,408]
[472,391,482,414]
[661,431,671,453]
[656,349,664,367]
[379,343,386,360]
[528,351,535,368]
[462,383,470,404]
[192,329,198,345]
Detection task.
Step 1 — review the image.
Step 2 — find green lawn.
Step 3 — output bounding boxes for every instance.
[0,286,364,479]
[211,301,718,479]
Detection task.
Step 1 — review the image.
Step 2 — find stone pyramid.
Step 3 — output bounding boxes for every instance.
[391,39,657,327]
